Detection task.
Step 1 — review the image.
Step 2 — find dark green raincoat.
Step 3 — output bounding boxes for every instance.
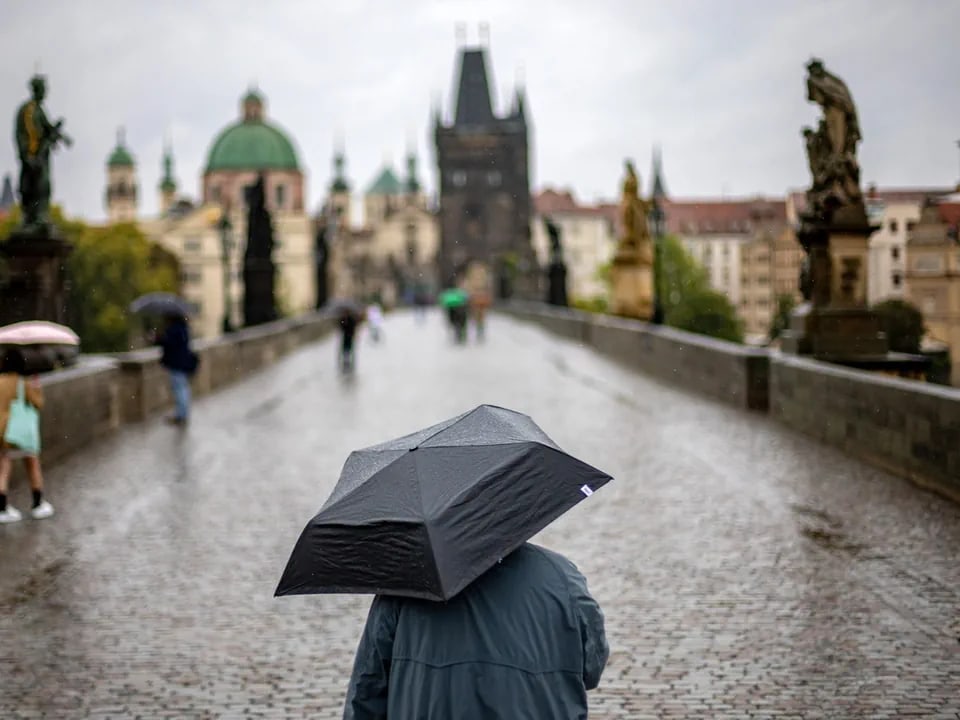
[343,543,608,719]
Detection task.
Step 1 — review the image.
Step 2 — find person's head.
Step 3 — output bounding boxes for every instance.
[0,348,27,375]
[29,75,46,102]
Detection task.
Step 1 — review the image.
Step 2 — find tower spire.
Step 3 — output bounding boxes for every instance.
[651,145,667,199]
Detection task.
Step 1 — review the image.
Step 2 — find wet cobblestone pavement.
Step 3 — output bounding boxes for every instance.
[1,310,959,719]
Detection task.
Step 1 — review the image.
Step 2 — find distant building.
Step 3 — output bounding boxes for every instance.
[862,186,955,305]
[130,88,316,338]
[667,198,789,342]
[905,195,960,385]
[531,189,616,302]
[104,129,138,223]
[327,150,439,305]
[434,42,533,290]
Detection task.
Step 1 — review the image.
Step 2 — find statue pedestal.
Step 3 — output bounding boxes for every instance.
[782,212,891,360]
[0,229,73,326]
[546,261,568,307]
[610,245,653,320]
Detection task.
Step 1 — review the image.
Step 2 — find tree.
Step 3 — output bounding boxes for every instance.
[1,208,179,352]
[769,293,796,341]
[657,235,743,343]
[872,298,925,354]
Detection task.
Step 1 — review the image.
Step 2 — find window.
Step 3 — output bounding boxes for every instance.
[892,272,902,287]
[452,170,467,187]
[889,220,898,233]
[922,296,936,315]
[913,254,944,273]
[275,184,286,209]
[487,171,501,187]
[757,275,769,285]
[906,220,917,232]
[180,266,202,284]
[891,246,900,260]
[184,236,202,253]
[211,186,221,203]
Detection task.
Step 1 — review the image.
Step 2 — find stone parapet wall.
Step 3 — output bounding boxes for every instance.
[501,303,959,503]
[771,354,960,502]
[502,303,769,410]
[36,313,335,462]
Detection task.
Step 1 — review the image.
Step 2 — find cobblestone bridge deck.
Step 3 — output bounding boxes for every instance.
[1,311,958,718]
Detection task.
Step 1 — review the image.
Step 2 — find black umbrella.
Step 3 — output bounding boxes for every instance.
[275,405,612,602]
[130,292,192,317]
[325,298,363,317]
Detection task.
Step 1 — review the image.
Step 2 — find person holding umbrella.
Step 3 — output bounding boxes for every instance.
[153,314,198,425]
[276,405,611,718]
[0,349,53,523]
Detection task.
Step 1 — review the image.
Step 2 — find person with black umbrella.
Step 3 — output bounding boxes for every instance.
[276,405,611,719]
[152,314,198,425]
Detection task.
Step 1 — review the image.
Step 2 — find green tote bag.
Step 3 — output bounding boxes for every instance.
[4,378,40,455]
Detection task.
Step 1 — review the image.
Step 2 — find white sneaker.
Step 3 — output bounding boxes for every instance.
[0,505,23,523]
[31,500,54,520]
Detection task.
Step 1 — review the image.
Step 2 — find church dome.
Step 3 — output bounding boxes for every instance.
[205,90,300,173]
[108,129,135,167]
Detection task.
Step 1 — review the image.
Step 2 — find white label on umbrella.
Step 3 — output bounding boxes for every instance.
[580,485,594,497]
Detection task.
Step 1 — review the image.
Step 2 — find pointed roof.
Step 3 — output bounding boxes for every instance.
[651,147,667,199]
[367,167,403,196]
[159,144,177,192]
[331,150,350,193]
[405,153,421,193]
[453,48,495,126]
[0,174,14,211]
[108,128,135,167]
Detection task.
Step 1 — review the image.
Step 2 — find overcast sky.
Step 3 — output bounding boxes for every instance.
[1,0,958,222]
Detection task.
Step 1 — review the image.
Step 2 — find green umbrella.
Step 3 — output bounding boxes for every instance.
[438,288,468,308]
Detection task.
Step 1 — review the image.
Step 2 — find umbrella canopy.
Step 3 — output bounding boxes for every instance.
[438,287,469,308]
[326,298,364,317]
[0,321,79,346]
[129,292,192,317]
[275,404,612,602]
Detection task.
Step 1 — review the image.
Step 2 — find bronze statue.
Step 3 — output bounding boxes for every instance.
[14,75,72,232]
[543,217,568,307]
[243,173,277,326]
[802,59,863,221]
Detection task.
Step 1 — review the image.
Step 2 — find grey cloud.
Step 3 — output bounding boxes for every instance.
[0,0,957,221]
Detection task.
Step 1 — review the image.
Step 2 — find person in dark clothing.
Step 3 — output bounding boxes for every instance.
[154,315,197,424]
[343,543,608,720]
[339,311,359,372]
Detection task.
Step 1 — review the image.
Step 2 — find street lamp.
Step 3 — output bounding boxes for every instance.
[218,210,233,334]
[649,198,666,324]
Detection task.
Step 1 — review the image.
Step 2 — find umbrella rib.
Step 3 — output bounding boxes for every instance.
[411,446,444,599]
[411,405,485,449]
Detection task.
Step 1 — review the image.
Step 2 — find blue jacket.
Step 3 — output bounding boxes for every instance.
[343,544,608,720]
[157,320,195,373]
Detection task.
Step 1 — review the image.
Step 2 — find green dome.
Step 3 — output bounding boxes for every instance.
[108,144,134,167]
[205,120,300,173]
[367,167,403,195]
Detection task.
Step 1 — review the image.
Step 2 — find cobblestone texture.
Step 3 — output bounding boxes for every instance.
[1,310,958,718]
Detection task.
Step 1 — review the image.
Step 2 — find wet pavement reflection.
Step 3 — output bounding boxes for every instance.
[1,310,958,718]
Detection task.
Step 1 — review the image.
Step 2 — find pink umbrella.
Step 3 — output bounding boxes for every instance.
[0,321,80,346]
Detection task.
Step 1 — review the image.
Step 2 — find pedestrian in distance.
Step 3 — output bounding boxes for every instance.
[343,542,608,720]
[0,349,54,523]
[365,303,383,344]
[153,314,198,425]
[338,310,360,373]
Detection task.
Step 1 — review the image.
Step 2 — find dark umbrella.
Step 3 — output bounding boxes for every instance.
[130,292,192,317]
[325,298,364,317]
[275,404,612,602]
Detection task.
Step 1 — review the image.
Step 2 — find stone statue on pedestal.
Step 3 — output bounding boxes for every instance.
[801,59,864,225]
[782,59,890,360]
[242,173,277,326]
[14,75,72,234]
[544,217,568,307]
[609,160,654,319]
